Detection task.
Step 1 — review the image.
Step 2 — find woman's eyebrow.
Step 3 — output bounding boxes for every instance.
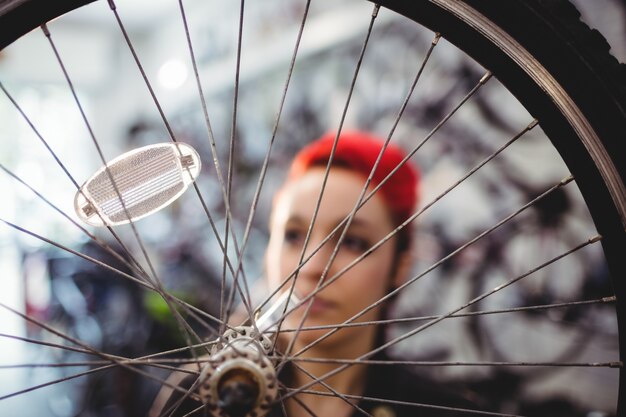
[285,215,308,225]
[285,214,378,232]
[332,216,374,230]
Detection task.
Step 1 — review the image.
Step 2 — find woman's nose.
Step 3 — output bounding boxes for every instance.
[297,241,333,282]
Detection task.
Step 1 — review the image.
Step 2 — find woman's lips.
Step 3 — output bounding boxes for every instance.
[295,292,335,315]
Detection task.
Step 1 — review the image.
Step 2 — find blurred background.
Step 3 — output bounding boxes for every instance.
[0,0,625,416]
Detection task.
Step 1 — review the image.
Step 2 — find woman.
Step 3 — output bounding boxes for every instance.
[265,131,477,417]
[264,130,418,417]
[151,131,474,417]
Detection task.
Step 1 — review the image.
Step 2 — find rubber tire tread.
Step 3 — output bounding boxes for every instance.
[375,1,626,414]
[1,0,625,414]
[0,0,95,50]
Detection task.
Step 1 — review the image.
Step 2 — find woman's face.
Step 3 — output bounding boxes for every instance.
[265,166,405,351]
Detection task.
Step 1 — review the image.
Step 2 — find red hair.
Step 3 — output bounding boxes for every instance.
[287,130,420,251]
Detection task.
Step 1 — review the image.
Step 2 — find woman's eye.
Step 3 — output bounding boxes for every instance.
[341,235,369,253]
[284,229,304,245]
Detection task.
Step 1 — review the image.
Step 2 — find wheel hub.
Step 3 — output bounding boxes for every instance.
[199,327,278,417]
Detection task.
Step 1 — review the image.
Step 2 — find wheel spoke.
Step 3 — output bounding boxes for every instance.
[276,3,383,367]
[267,119,540,338]
[176,0,259,334]
[0,80,149,280]
[256,70,498,327]
[0,333,213,373]
[0,1,621,416]
[366,236,603,360]
[0,365,116,401]
[107,0,258,335]
[280,234,601,399]
[290,360,373,417]
[159,373,206,417]
[284,357,622,368]
[0,360,200,373]
[0,360,202,403]
[0,332,94,356]
[180,403,208,417]
[224,0,316,332]
[286,178,580,356]
[0,301,206,402]
[0,359,208,368]
[0,217,227,334]
[0,163,149,283]
[42,22,210,358]
[274,30,442,361]
[272,296,617,332]
[0,333,212,369]
[283,388,522,417]
[227,0,314,333]
[176,0,227,329]
[285,386,320,417]
[221,0,260,333]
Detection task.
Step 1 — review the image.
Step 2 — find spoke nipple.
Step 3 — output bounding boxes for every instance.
[180,154,195,169]
[590,235,602,243]
[372,4,380,18]
[433,33,441,45]
[528,119,539,129]
[602,296,617,303]
[479,71,493,84]
[107,0,117,10]
[561,175,575,185]
[40,24,51,37]
[610,361,623,368]
[82,203,96,217]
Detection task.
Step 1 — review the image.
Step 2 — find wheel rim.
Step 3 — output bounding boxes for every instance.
[0,1,623,416]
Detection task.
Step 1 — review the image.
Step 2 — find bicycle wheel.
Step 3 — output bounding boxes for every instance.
[0,0,624,416]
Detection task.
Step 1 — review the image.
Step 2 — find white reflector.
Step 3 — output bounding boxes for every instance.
[74,143,201,227]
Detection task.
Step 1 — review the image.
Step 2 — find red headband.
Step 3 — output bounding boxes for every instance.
[288,131,419,227]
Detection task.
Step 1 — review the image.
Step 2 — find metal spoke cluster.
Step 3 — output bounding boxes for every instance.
[0,1,620,417]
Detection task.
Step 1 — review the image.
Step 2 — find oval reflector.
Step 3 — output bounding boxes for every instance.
[75,142,201,226]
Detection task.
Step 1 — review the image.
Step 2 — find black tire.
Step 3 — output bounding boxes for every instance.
[0,0,95,50]
[1,0,625,415]
[374,0,626,413]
